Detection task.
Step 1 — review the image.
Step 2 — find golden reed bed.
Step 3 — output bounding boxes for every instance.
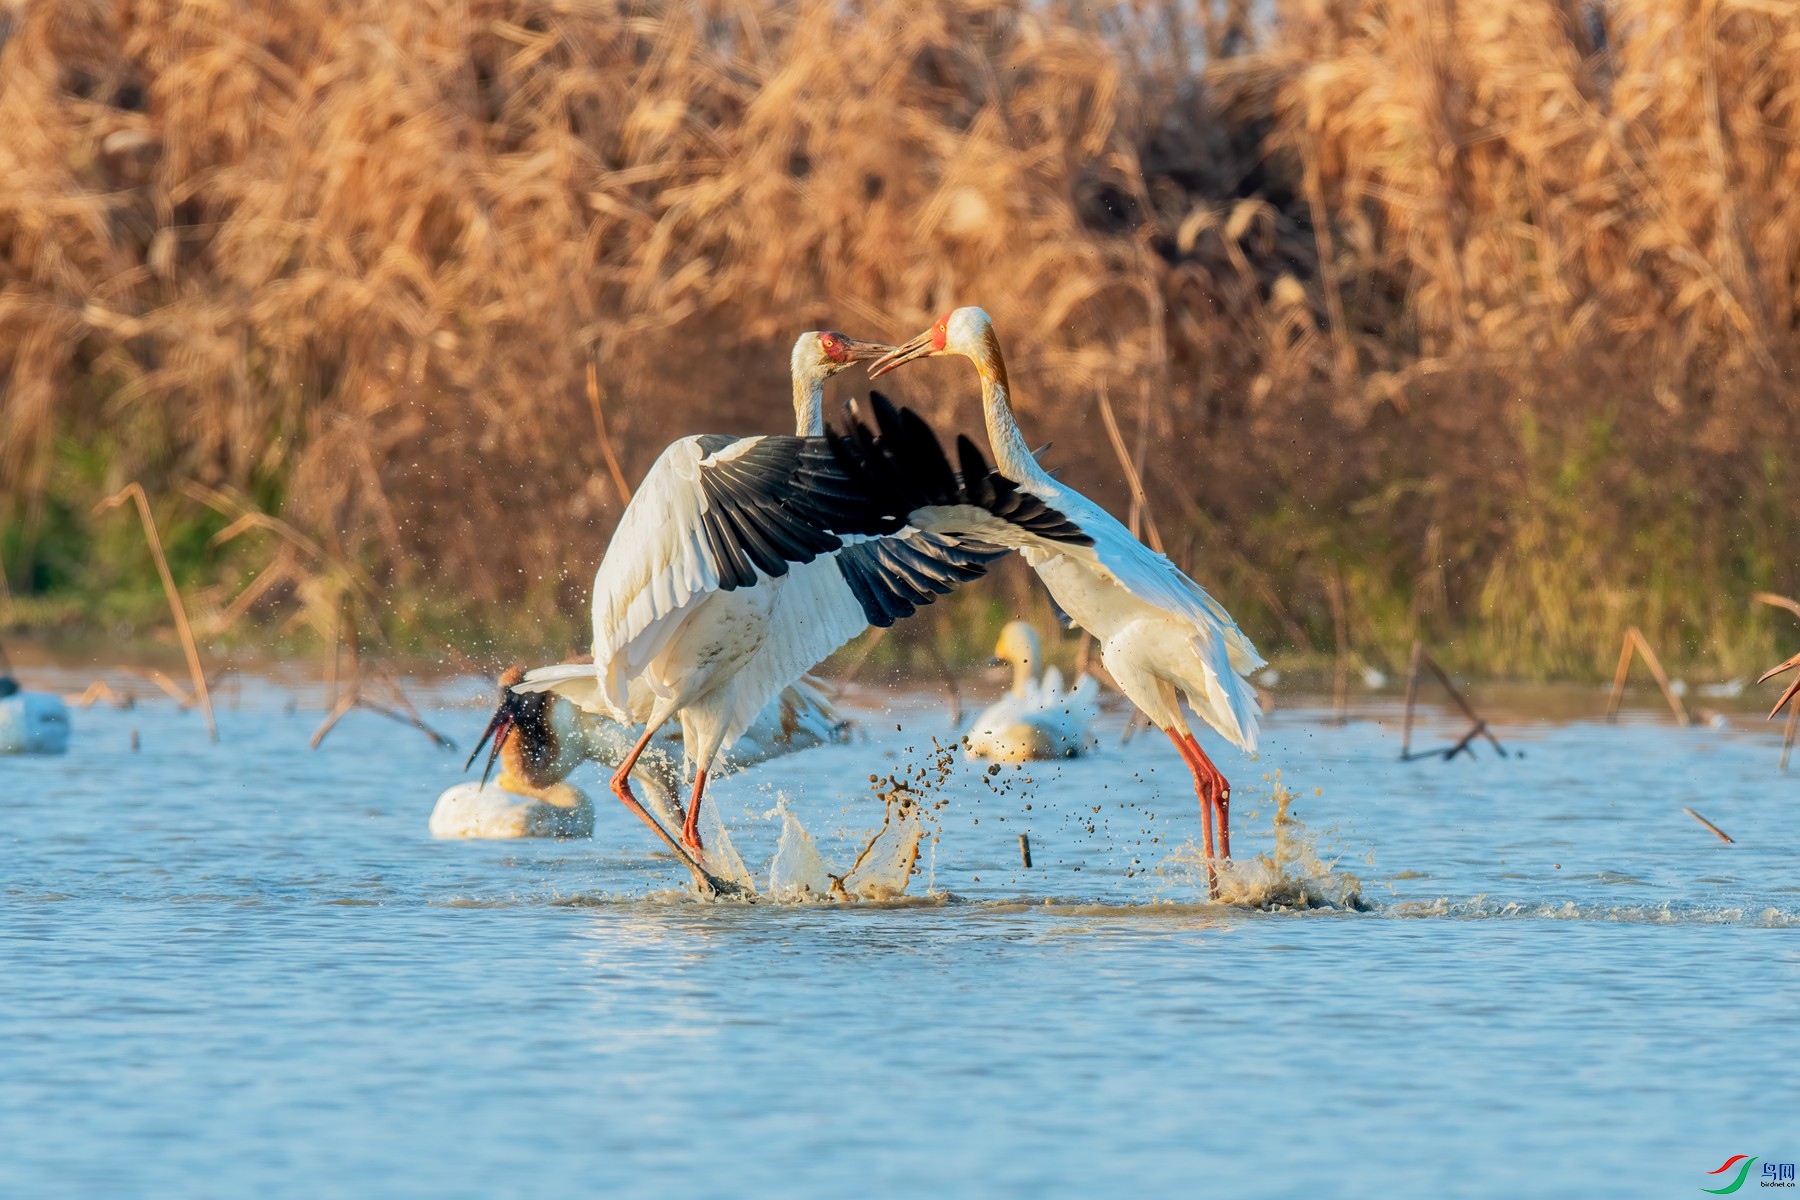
[3,1,1799,677]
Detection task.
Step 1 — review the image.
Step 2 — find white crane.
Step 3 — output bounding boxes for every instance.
[964,620,1099,762]
[873,308,1264,894]
[516,332,1091,894]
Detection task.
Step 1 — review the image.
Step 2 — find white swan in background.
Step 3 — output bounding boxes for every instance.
[964,621,1098,762]
[0,678,70,755]
[433,668,851,840]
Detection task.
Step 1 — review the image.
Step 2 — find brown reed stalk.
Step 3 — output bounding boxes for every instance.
[1095,386,1165,555]
[586,356,634,509]
[94,484,216,742]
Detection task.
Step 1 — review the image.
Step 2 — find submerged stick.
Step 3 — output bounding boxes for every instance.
[1399,639,1423,760]
[1606,628,1691,726]
[308,690,359,749]
[94,484,216,742]
[1441,720,1488,761]
[1604,630,1633,721]
[1398,642,1507,761]
[1682,807,1734,844]
[1631,629,1690,726]
[1419,654,1507,757]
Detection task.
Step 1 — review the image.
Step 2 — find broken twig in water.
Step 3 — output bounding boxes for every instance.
[1399,640,1507,760]
[94,483,216,742]
[1605,627,1690,726]
[64,680,133,709]
[1018,833,1033,869]
[1682,807,1734,844]
[308,602,454,751]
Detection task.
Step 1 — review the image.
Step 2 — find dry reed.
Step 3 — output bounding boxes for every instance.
[2,1,1799,678]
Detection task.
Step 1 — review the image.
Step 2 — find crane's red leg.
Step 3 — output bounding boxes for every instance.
[1182,733,1231,860]
[611,727,731,896]
[681,767,708,853]
[1165,728,1218,896]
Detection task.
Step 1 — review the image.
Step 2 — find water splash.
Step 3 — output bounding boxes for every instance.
[763,795,832,900]
[840,787,924,901]
[697,795,757,893]
[1170,773,1367,911]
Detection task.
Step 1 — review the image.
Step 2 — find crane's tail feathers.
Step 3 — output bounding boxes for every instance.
[1196,632,1261,754]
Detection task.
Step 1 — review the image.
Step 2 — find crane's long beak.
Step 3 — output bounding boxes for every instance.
[1758,651,1800,719]
[837,335,896,363]
[465,696,517,785]
[868,330,936,379]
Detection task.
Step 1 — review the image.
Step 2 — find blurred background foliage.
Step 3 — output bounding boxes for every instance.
[3,0,1799,678]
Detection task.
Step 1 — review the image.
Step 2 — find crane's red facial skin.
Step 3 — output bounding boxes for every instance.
[932,314,951,351]
[819,332,846,364]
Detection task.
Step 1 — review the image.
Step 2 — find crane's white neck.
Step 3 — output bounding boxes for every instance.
[793,370,825,437]
[973,339,1053,486]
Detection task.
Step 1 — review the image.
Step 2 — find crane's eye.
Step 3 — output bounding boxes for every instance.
[931,317,949,351]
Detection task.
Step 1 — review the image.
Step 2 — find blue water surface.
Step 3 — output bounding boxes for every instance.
[3,672,1797,1198]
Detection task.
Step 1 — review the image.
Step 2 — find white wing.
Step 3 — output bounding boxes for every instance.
[709,557,872,751]
[587,437,725,715]
[1026,482,1264,675]
[514,661,606,711]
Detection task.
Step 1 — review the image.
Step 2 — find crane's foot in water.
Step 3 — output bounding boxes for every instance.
[679,845,743,899]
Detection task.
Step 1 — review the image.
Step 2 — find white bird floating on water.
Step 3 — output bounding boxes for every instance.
[515,332,1090,894]
[434,668,849,840]
[964,620,1097,762]
[874,308,1264,896]
[0,678,70,755]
